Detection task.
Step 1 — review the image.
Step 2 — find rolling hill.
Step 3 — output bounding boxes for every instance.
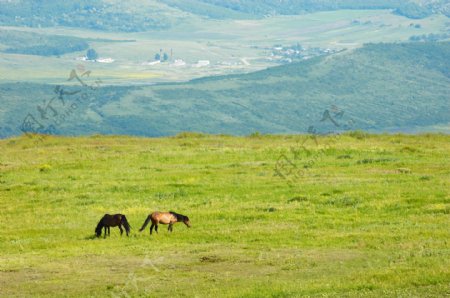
[0,0,185,32]
[0,41,449,138]
[0,29,90,56]
[0,0,448,33]
[162,0,450,19]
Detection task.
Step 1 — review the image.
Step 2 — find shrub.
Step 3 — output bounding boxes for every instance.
[39,164,52,172]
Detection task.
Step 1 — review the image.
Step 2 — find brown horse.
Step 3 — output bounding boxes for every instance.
[95,214,131,238]
[139,211,191,235]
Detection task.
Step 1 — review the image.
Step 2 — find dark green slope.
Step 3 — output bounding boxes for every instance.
[162,0,449,19]
[0,1,175,32]
[105,42,449,135]
[0,1,448,32]
[0,42,449,138]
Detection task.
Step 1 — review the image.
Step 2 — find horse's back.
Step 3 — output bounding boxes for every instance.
[101,214,122,226]
[151,211,175,224]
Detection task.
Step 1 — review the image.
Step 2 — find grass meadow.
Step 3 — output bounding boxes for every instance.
[0,133,449,297]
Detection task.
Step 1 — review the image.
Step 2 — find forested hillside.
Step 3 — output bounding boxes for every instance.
[0,42,448,138]
[0,0,448,32]
[163,0,450,19]
[0,0,179,32]
[0,30,90,56]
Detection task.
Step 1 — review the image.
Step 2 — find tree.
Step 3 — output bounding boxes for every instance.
[163,53,169,61]
[86,48,98,60]
[154,53,160,61]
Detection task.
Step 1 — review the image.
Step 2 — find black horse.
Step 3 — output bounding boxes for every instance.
[95,214,131,238]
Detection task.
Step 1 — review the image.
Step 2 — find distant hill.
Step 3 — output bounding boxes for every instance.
[0,29,89,56]
[162,0,450,19]
[0,0,448,32]
[0,42,449,138]
[0,0,183,32]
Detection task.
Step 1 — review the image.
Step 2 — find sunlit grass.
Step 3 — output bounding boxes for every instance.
[0,133,448,297]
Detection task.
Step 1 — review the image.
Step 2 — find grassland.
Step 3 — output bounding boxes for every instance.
[0,133,449,297]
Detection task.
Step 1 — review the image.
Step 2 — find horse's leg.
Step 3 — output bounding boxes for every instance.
[168,224,173,232]
[108,226,111,236]
[155,224,158,233]
[150,223,154,235]
[119,225,123,236]
[103,226,107,238]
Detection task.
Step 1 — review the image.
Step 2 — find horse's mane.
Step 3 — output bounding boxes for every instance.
[169,211,188,221]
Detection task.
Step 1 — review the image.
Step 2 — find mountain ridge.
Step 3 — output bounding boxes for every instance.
[0,42,449,138]
[0,0,448,32]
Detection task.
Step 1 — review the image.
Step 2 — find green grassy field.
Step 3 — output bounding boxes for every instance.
[0,133,449,297]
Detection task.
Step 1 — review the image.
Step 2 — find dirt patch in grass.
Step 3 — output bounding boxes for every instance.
[200,255,224,263]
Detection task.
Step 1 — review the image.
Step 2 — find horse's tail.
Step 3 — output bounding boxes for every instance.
[139,215,152,232]
[95,217,104,237]
[121,215,131,234]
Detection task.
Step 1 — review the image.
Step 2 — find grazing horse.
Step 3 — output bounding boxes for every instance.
[95,214,131,238]
[139,211,191,235]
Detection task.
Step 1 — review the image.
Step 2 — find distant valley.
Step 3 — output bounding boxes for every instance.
[0,1,449,137]
[1,42,448,137]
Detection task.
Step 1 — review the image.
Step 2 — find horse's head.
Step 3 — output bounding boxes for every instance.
[183,216,192,228]
[95,223,103,237]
